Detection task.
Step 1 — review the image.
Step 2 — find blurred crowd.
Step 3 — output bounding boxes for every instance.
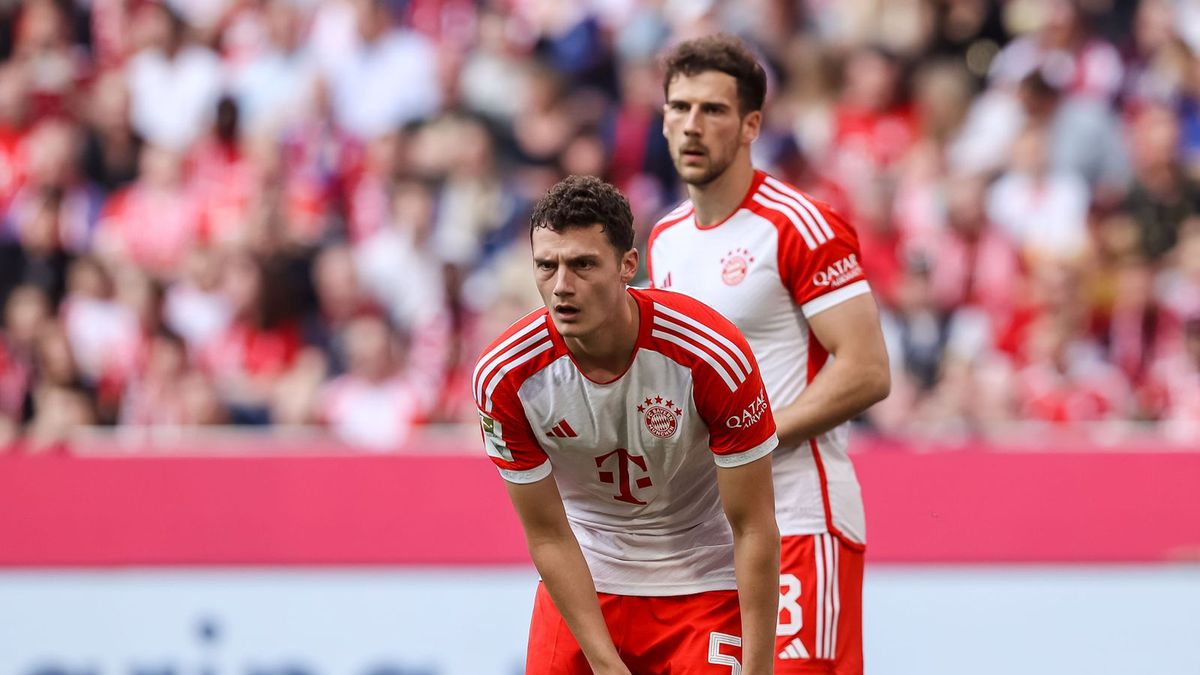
[0,0,1198,451]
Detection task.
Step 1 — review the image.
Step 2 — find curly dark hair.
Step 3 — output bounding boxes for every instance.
[662,34,767,114]
[530,175,634,253]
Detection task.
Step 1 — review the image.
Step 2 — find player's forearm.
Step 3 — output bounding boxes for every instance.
[526,536,627,673]
[731,522,781,674]
[773,356,890,447]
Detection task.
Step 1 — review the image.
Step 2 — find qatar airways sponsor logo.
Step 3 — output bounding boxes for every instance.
[726,388,768,429]
[812,254,861,288]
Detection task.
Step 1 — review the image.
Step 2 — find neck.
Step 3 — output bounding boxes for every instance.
[564,290,640,379]
[687,155,756,226]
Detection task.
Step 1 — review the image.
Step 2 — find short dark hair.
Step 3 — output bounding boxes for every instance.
[530,175,634,253]
[662,34,767,114]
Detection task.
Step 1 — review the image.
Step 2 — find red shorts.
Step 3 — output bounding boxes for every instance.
[775,533,864,674]
[525,582,744,674]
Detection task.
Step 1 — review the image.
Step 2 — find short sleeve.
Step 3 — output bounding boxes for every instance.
[689,325,779,468]
[476,381,551,484]
[777,200,872,318]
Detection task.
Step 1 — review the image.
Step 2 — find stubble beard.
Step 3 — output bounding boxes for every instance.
[675,148,734,188]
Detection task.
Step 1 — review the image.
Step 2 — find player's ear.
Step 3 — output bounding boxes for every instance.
[620,248,639,285]
[741,110,762,145]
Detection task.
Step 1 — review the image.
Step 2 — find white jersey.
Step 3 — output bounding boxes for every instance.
[473,288,778,596]
[647,170,871,544]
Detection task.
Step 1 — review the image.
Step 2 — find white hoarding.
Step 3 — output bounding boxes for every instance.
[1,566,1197,675]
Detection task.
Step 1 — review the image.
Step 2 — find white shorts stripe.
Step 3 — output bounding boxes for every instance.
[823,534,835,659]
[475,328,551,404]
[814,535,826,659]
[652,303,753,374]
[653,316,747,383]
[650,329,738,391]
[831,537,841,659]
[482,338,554,411]
[751,193,817,250]
[765,176,835,240]
[472,317,546,400]
[758,184,828,245]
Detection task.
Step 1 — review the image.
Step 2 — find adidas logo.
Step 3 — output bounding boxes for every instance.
[778,637,810,660]
[546,419,578,438]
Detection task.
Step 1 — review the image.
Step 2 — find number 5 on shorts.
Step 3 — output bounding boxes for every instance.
[708,632,741,674]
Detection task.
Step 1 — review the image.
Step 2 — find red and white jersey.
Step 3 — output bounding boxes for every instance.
[473,288,778,596]
[647,170,871,544]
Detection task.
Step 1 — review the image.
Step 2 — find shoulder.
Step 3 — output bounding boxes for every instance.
[472,307,559,411]
[636,289,754,392]
[745,173,858,251]
[647,200,694,250]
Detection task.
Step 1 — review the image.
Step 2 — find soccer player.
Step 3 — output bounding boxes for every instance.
[648,36,892,674]
[473,175,780,674]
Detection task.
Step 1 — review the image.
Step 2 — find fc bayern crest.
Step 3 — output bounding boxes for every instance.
[637,395,683,438]
[720,248,755,286]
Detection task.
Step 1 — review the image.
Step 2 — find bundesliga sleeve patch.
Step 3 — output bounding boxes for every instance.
[479,412,513,462]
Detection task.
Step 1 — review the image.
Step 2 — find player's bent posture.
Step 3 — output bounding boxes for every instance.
[648,36,891,674]
[474,175,780,675]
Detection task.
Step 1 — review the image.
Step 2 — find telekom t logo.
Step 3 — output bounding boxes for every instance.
[595,448,653,505]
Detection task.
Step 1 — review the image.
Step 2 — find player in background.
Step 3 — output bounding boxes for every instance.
[473,175,780,674]
[648,36,891,674]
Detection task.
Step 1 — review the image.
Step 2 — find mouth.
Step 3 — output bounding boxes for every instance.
[554,305,580,321]
[680,146,707,163]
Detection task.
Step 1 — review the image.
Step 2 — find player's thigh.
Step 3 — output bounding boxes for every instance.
[624,590,742,674]
[524,582,596,675]
[776,533,864,675]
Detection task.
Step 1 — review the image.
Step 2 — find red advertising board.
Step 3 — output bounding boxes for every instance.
[2,441,1198,565]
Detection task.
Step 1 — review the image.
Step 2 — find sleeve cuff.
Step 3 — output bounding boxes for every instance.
[497,459,552,484]
[801,280,872,318]
[713,434,778,468]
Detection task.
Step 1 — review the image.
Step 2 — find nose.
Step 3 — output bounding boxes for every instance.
[683,107,702,137]
[552,266,575,297]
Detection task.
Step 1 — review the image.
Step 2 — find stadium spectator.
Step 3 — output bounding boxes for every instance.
[0,185,72,309]
[7,120,99,253]
[987,124,1091,262]
[80,71,143,193]
[323,0,440,141]
[1123,103,1200,261]
[125,1,223,152]
[93,144,200,278]
[200,251,301,424]
[316,312,423,449]
[228,0,319,138]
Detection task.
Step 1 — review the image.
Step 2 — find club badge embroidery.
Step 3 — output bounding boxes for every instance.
[638,395,683,438]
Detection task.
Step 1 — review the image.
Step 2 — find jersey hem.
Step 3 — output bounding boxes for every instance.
[801,280,871,318]
[590,578,739,596]
[714,434,778,468]
[497,460,552,484]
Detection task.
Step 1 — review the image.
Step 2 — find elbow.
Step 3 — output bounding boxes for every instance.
[727,511,781,546]
[870,363,892,406]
